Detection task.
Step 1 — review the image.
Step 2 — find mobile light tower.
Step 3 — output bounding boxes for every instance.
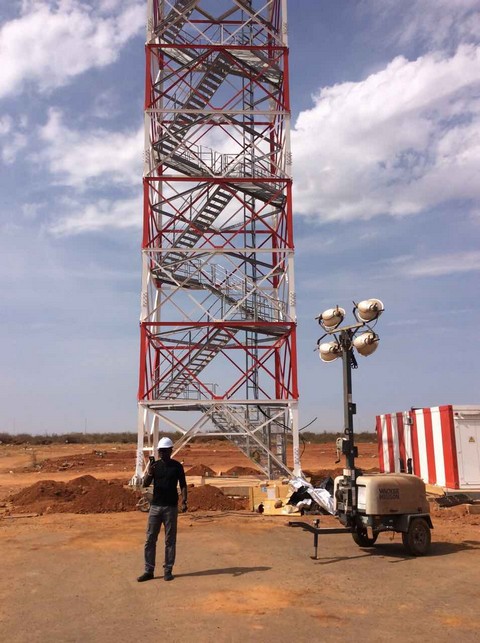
[316,299,384,481]
[133,0,300,482]
[291,299,433,557]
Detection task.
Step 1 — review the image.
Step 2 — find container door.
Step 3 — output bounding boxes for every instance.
[457,418,480,486]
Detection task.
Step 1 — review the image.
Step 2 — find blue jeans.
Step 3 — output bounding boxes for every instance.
[144,505,178,574]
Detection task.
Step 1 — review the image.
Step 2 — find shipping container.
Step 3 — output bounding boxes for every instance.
[376,406,480,492]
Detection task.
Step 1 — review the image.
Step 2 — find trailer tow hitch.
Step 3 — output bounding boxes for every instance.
[289,520,352,560]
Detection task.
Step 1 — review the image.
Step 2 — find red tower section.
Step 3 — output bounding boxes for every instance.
[133,0,300,481]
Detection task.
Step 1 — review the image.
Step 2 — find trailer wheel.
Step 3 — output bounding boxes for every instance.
[402,518,431,556]
[137,496,151,513]
[352,528,378,548]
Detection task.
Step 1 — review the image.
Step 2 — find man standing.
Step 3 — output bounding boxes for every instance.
[137,436,187,582]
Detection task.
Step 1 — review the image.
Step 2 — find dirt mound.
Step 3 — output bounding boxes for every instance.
[188,485,247,512]
[66,474,99,488]
[223,465,262,476]
[185,464,217,477]
[11,480,75,506]
[9,476,139,514]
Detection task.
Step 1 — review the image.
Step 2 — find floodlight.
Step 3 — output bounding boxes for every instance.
[353,331,379,357]
[355,299,384,323]
[319,341,342,362]
[318,306,345,330]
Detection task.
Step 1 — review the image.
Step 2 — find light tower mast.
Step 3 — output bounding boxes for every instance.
[133,0,300,482]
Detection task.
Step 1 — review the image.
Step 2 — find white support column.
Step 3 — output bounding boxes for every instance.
[290,403,301,476]
[132,406,147,484]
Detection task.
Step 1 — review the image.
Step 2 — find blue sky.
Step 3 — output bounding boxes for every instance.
[1,0,479,435]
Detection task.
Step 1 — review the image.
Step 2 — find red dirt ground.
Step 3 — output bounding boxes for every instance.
[10,440,380,477]
[7,475,249,515]
[1,441,478,538]
[8,476,140,514]
[1,440,479,643]
[188,485,248,511]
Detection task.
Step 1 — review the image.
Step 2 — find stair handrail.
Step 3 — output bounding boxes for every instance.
[158,258,285,322]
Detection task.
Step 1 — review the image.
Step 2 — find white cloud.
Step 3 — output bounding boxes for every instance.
[0,0,145,99]
[38,109,143,188]
[34,108,143,236]
[48,195,141,236]
[2,132,27,164]
[0,115,12,135]
[22,203,44,220]
[399,250,480,277]
[369,0,480,52]
[292,45,480,222]
[0,114,27,163]
[91,88,121,120]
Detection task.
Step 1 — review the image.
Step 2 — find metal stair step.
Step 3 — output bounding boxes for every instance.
[203,206,223,215]
[158,327,237,398]
[207,197,230,207]
[227,49,282,86]
[159,0,197,40]
[157,186,234,258]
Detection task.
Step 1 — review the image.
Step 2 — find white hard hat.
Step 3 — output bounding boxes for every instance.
[157,437,174,449]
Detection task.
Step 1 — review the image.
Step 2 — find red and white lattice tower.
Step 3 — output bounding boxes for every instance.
[133,0,300,482]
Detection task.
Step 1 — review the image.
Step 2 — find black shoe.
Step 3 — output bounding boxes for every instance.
[137,572,154,582]
[164,571,174,581]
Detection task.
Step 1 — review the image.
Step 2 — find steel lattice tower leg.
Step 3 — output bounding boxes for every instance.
[132,0,300,483]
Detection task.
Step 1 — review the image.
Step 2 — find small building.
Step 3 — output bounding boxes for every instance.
[376,406,480,492]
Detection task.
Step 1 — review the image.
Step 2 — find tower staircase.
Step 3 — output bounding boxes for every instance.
[139,1,295,480]
[154,1,282,86]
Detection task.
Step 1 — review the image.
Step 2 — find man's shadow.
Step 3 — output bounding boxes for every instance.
[175,566,271,578]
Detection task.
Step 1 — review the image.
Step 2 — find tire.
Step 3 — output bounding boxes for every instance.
[402,518,431,556]
[352,528,378,548]
[137,496,151,513]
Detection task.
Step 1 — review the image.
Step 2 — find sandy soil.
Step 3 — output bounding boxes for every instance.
[0,441,479,642]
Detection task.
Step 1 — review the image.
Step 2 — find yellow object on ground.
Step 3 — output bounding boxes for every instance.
[249,480,298,514]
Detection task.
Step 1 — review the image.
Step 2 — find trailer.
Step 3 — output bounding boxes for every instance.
[376,405,480,494]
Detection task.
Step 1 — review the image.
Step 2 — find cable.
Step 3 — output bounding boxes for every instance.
[299,417,317,432]
[255,405,317,434]
[299,430,306,460]
[183,510,262,521]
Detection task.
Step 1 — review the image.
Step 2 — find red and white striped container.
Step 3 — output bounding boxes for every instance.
[376,406,480,491]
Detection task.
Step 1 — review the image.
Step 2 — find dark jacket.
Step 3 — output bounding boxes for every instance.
[143,458,186,507]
